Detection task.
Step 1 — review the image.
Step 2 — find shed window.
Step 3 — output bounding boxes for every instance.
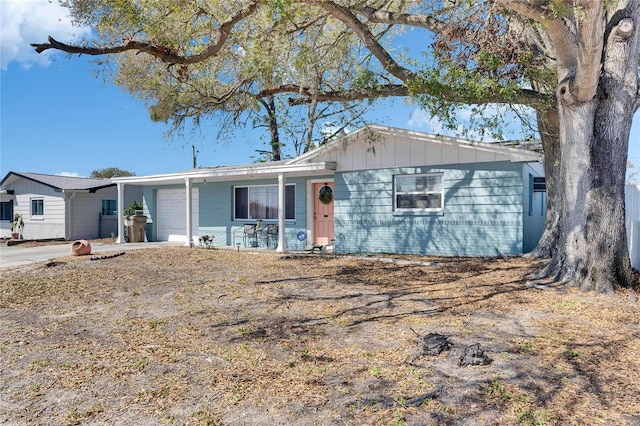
[394,173,444,211]
[31,198,44,216]
[234,184,295,220]
[102,199,117,216]
[0,201,12,221]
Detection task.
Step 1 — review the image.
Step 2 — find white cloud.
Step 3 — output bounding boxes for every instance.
[0,0,91,70]
[56,171,82,177]
[406,105,529,142]
[406,109,430,128]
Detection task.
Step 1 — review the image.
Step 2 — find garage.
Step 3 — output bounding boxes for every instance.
[157,188,199,242]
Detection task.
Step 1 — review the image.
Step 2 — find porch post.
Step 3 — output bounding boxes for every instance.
[185,178,193,247]
[276,173,286,252]
[116,183,125,244]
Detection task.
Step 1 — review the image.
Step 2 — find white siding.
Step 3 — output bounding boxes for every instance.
[0,193,13,239]
[10,179,65,240]
[1,178,141,241]
[317,132,515,173]
[68,191,104,240]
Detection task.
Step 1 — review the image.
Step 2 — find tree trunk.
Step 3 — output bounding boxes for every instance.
[537,3,640,293]
[528,106,561,259]
[551,95,636,292]
[266,95,282,161]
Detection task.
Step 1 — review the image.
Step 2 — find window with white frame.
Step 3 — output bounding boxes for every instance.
[31,198,44,216]
[101,199,117,216]
[394,173,444,211]
[234,184,295,220]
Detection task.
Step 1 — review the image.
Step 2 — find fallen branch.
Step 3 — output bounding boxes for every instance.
[90,252,126,261]
[402,385,444,407]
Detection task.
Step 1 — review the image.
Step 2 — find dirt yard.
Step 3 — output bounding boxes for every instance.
[1,247,639,425]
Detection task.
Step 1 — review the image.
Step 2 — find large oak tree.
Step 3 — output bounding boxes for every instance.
[34,0,639,293]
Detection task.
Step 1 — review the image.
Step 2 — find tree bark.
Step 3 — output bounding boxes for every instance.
[551,94,636,292]
[266,96,282,161]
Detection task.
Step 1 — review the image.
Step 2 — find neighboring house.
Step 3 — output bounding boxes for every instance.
[0,172,141,241]
[113,125,546,256]
[626,184,640,270]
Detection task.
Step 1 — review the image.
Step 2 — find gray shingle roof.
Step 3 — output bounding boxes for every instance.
[0,172,114,191]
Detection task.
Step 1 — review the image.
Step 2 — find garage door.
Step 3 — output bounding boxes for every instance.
[157,188,199,242]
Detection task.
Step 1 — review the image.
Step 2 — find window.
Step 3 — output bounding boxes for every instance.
[102,199,117,216]
[0,201,12,221]
[31,198,44,216]
[394,173,444,211]
[234,184,295,220]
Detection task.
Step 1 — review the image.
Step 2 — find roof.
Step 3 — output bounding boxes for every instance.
[109,125,542,186]
[0,171,115,192]
[112,160,336,185]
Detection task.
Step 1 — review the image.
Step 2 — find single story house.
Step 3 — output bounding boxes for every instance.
[112,125,546,256]
[0,172,142,241]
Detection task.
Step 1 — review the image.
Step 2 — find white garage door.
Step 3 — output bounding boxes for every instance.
[157,188,199,242]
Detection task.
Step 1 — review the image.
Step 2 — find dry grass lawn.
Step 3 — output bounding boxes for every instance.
[1,247,639,425]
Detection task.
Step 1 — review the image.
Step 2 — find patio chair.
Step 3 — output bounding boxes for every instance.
[265,224,278,248]
[242,224,258,247]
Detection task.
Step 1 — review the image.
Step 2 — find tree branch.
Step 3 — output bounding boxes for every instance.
[304,0,415,83]
[574,0,604,101]
[352,6,449,34]
[283,84,550,106]
[31,1,260,65]
[499,0,579,99]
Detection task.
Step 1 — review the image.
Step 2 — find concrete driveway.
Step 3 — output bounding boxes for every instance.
[0,241,183,270]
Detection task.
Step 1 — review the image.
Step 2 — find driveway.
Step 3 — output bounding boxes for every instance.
[0,241,182,270]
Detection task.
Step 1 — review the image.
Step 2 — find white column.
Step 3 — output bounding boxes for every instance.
[185,178,193,247]
[276,173,286,252]
[116,183,125,243]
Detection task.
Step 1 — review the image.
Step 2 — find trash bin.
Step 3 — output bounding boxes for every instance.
[125,214,147,242]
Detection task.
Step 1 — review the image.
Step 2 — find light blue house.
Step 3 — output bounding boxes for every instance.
[113,125,546,256]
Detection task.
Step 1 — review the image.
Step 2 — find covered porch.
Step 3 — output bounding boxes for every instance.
[111,161,336,252]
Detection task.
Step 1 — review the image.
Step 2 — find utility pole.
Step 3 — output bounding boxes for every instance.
[192,145,198,169]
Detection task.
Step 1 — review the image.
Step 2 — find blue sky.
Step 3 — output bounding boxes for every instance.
[1,0,638,179]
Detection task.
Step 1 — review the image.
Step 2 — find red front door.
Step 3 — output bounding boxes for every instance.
[314,182,335,245]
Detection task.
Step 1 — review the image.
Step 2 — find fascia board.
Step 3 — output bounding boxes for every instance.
[112,162,336,185]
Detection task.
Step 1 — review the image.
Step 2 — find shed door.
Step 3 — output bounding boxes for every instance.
[314,182,334,245]
[157,188,199,242]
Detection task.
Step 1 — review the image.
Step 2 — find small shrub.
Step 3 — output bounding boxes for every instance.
[199,235,215,248]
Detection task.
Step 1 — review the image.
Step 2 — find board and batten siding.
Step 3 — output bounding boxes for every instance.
[308,130,520,171]
[9,179,66,240]
[333,162,527,257]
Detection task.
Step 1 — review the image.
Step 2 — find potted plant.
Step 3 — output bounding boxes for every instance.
[124,200,144,217]
[11,213,23,239]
